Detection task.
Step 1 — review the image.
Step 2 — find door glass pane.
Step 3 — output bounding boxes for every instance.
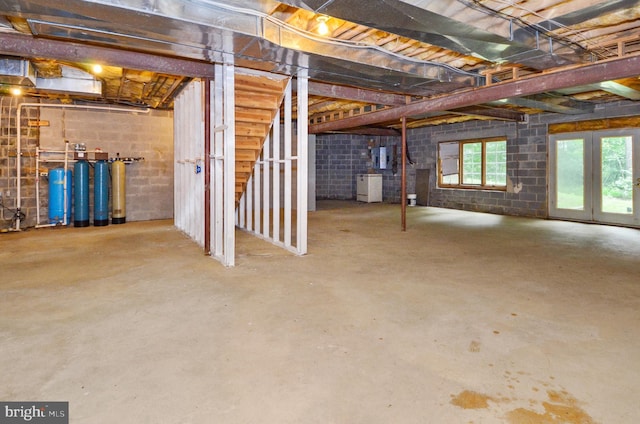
[557,139,584,210]
[485,140,506,186]
[601,136,633,214]
[462,142,482,185]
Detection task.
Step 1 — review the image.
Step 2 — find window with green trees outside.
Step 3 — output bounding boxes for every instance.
[438,138,507,190]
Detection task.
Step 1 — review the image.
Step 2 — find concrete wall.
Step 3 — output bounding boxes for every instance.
[316,100,640,218]
[407,119,546,217]
[316,133,402,202]
[0,98,173,230]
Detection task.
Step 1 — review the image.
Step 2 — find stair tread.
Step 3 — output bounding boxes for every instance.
[233,74,290,206]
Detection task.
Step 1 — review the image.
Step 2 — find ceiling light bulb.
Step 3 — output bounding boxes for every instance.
[317,16,329,36]
[10,87,22,96]
[92,64,103,74]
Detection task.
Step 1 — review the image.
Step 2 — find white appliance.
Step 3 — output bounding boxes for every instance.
[357,174,382,203]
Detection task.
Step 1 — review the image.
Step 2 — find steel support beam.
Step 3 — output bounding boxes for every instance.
[0,32,215,78]
[310,54,640,133]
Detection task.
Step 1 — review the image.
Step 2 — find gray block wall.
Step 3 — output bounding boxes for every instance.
[0,97,173,230]
[408,119,547,217]
[316,133,402,201]
[316,100,640,218]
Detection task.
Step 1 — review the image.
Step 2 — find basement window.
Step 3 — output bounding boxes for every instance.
[438,138,507,190]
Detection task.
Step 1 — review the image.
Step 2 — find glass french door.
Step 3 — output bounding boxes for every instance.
[549,130,640,227]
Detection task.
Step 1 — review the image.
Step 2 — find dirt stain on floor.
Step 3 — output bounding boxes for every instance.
[506,389,597,424]
[450,390,495,409]
[451,388,598,423]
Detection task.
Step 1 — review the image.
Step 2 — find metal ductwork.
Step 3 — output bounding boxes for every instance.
[0,0,481,95]
[0,57,36,86]
[35,65,102,97]
[0,57,101,96]
[281,0,595,69]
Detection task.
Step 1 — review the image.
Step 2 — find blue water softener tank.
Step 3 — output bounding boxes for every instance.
[48,168,72,225]
[94,160,109,226]
[74,159,90,227]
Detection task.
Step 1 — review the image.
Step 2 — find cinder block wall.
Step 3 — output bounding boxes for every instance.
[316,100,640,218]
[0,97,173,229]
[410,100,640,217]
[408,119,547,217]
[316,133,401,201]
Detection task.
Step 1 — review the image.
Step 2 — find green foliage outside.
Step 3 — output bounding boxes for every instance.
[601,137,632,201]
[557,137,633,214]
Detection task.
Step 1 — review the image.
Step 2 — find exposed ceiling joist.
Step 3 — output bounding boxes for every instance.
[281,0,590,69]
[310,54,640,133]
[0,0,480,95]
[447,106,526,122]
[308,81,409,105]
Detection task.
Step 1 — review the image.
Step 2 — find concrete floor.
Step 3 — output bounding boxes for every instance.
[1,201,639,424]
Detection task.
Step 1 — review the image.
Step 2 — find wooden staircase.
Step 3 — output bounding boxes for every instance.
[234,72,289,206]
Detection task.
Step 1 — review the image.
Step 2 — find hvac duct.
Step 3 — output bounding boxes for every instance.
[0,57,35,86]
